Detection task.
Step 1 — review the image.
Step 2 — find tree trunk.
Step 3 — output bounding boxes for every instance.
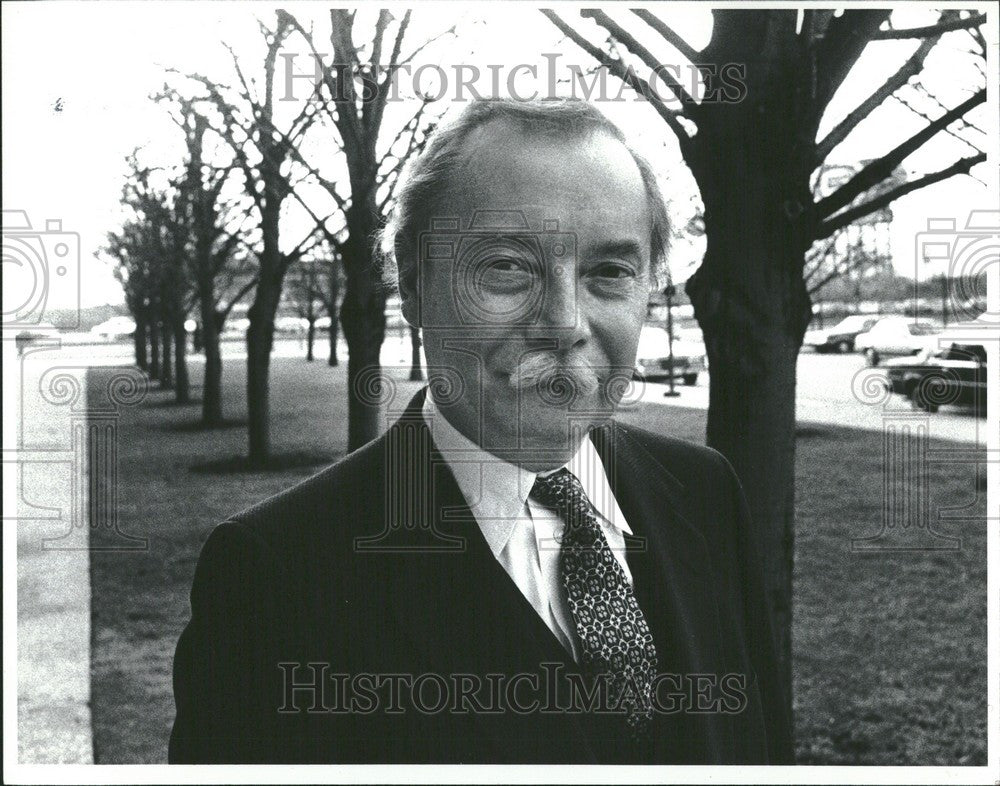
[341,290,385,451]
[133,314,149,370]
[306,301,316,362]
[328,317,340,366]
[246,266,282,466]
[408,325,423,381]
[328,270,341,367]
[200,308,224,427]
[173,315,190,403]
[149,318,161,380]
[160,319,174,389]
[341,209,387,452]
[246,314,274,465]
[685,110,811,763]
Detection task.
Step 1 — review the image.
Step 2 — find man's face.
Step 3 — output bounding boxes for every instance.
[404,119,655,468]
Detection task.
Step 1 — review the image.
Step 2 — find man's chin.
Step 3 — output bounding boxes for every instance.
[492,398,614,452]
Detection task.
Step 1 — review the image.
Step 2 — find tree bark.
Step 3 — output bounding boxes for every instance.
[305,300,316,362]
[160,318,174,389]
[173,315,190,403]
[246,303,276,466]
[341,216,387,451]
[408,325,423,381]
[201,309,224,427]
[149,317,161,380]
[328,273,341,367]
[246,204,283,465]
[684,52,812,755]
[133,314,149,370]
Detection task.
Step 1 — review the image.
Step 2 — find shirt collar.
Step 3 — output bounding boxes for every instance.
[422,391,632,557]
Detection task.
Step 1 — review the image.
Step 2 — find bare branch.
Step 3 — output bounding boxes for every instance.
[393,22,454,71]
[219,274,260,320]
[581,9,698,113]
[814,88,985,220]
[816,152,986,238]
[815,34,938,164]
[890,91,984,156]
[631,9,701,63]
[814,10,893,111]
[870,13,986,40]
[222,42,259,109]
[541,9,692,148]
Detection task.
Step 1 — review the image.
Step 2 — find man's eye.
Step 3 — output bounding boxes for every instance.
[593,263,636,280]
[484,257,529,273]
[474,257,534,292]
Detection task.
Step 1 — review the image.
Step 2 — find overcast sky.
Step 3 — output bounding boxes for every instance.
[2,2,995,313]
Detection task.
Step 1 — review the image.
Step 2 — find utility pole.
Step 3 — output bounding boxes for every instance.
[663,283,679,398]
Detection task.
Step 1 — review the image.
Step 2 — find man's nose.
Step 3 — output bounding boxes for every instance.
[536,268,590,347]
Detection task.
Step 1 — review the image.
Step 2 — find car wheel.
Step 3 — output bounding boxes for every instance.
[864,348,880,367]
[909,386,939,413]
[682,373,698,386]
[836,340,851,354]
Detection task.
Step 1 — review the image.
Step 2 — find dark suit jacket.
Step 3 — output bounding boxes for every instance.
[169,387,793,764]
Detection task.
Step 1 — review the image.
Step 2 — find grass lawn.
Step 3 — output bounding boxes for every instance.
[87,355,987,764]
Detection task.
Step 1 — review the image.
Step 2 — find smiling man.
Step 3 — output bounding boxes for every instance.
[169,98,792,765]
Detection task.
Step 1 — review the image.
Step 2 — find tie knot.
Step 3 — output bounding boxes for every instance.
[530,468,586,513]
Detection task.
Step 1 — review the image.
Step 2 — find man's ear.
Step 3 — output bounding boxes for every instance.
[398,269,421,328]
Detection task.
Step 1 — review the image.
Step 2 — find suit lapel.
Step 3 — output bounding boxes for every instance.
[374,388,596,762]
[591,421,732,760]
[370,392,729,762]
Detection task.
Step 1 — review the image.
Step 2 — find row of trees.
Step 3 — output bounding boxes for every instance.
[105,7,988,744]
[107,10,446,447]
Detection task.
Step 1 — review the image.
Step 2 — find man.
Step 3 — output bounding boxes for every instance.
[169,98,793,764]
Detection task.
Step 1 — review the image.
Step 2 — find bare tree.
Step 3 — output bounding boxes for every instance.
[159,90,260,426]
[110,153,194,402]
[287,254,327,362]
[320,249,345,367]
[107,218,156,372]
[545,8,987,750]
[285,8,449,450]
[175,11,324,464]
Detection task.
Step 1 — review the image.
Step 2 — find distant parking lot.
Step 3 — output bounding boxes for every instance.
[29,334,984,445]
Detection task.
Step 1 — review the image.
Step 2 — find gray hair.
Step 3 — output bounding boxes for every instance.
[379,98,671,294]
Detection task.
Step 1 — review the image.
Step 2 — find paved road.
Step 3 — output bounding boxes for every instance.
[26,337,985,444]
[8,341,94,763]
[634,351,983,445]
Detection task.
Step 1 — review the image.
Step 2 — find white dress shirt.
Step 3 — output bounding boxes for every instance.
[422,393,634,662]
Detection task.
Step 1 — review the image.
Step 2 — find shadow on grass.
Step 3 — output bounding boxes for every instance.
[796,425,848,439]
[162,417,248,433]
[189,450,342,475]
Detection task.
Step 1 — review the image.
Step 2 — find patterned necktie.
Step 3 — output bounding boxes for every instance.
[530,468,659,738]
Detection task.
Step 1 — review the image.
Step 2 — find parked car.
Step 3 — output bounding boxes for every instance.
[221,316,251,338]
[14,322,60,352]
[634,324,705,385]
[90,316,136,341]
[854,316,941,366]
[803,315,878,353]
[884,340,987,413]
[274,316,309,334]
